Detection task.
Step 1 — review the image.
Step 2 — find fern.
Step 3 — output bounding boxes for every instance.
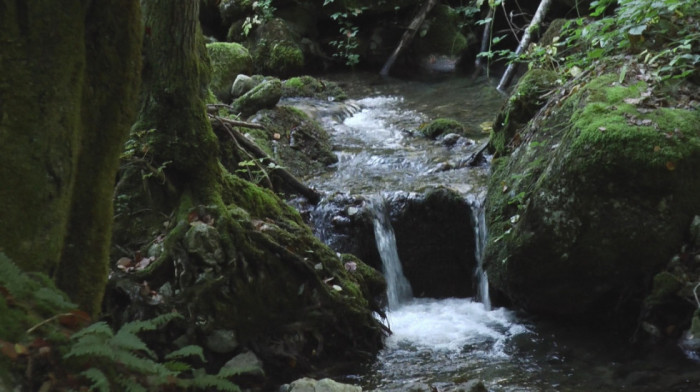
[80,368,110,392]
[164,345,206,362]
[0,252,32,298]
[64,312,240,391]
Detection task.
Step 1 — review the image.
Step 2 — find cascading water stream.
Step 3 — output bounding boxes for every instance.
[369,196,413,310]
[472,201,491,310]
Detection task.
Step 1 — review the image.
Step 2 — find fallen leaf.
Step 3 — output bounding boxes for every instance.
[624,97,642,105]
[332,285,342,291]
[344,262,357,272]
[273,133,281,140]
[187,211,199,223]
[653,145,661,152]
[666,161,676,171]
[59,310,91,329]
[14,344,28,356]
[598,126,607,132]
[116,257,133,271]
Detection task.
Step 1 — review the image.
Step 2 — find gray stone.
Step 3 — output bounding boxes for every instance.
[205,329,238,354]
[231,74,258,99]
[222,351,265,377]
[282,377,361,392]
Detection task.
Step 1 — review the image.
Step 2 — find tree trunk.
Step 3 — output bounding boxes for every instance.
[0,1,142,315]
[134,0,220,197]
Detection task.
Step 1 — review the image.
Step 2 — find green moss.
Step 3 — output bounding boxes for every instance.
[281,76,348,100]
[206,42,254,101]
[569,75,700,172]
[268,42,304,76]
[489,69,559,156]
[421,118,465,139]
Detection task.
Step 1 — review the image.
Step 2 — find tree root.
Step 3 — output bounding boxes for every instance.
[209,115,321,204]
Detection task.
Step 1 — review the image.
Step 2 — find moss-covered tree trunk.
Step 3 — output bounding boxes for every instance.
[0,1,142,315]
[134,0,220,197]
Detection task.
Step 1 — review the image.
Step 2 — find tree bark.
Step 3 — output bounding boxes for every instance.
[0,1,142,315]
[497,0,552,92]
[134,0,220,196]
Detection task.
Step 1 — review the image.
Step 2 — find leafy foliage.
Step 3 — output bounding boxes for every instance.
[0,254,239,391]
[64,312,241,391]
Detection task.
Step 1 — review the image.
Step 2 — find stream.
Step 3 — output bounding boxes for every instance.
[286,73,700,391]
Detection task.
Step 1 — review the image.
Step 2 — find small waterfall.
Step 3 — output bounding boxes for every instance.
[472,201,491,310]
[370,196,412,310]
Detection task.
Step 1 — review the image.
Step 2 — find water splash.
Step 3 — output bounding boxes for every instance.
[370,196,412,310]
[471,200,491,310]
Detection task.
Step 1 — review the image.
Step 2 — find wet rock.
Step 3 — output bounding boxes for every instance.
[207,42,254,102]
[389,187,476,298]
[206,329,239,354]
[421,118,464,139]
[232,78,282,117]
[449,380,488,392]
[441,133,462,146]
[280,377,361,392]
[282,76,347,101]
[680,312,700,353]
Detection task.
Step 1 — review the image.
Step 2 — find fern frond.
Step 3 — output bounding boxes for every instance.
[70,321,114,341]
[33,287,76,312]
[120,312,182,334]
[112,329,156,359]
[183,373,241,392]
[0,252,33,298]
[164,345,206,362]
[164,360,192,372]
[115,376,149,392]
[64,335,114,360]
[111,349,175,376]
[80,368,110,392]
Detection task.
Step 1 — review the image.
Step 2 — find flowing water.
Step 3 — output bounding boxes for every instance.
[287,73,700,391]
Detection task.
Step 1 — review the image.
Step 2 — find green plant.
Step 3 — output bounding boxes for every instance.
[64,312,241,391]
[325,1,364,66]
[242,0,276,37]
[559,0,699,81]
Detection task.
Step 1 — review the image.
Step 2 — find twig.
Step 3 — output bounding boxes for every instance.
[26,313,75,334]
[694,282,700,309]
[209,114,265,130]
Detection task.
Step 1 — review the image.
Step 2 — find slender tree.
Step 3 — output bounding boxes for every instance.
[0,1,142,315]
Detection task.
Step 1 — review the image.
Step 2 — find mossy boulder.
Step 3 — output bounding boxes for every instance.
[249,105,338,178]
[232,78,282,117]
[250,18,305,77]
[421,118,465,139]
[282,76,348,101]
[490,68,559,156]
[484,73,700,325]
[207,42,254,102]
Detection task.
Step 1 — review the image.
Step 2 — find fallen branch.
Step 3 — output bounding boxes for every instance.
[496,0,552,92]
[380,0,438,77]
[209,115,321,204]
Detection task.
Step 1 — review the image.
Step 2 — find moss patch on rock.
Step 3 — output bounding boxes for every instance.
[420,118,465,139]
[207,42,254,102]
[282,76,347,101]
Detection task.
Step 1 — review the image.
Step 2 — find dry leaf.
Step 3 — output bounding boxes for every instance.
[665,161,676,171]
[653,145,661,152]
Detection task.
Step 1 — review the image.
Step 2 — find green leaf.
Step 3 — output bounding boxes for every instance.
[81,368,110,392]
[165,345,206,362]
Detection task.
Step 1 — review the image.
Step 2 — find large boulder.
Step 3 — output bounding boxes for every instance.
[250,18,306,77]
[207,42,254,102]
[484,72,700,323]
